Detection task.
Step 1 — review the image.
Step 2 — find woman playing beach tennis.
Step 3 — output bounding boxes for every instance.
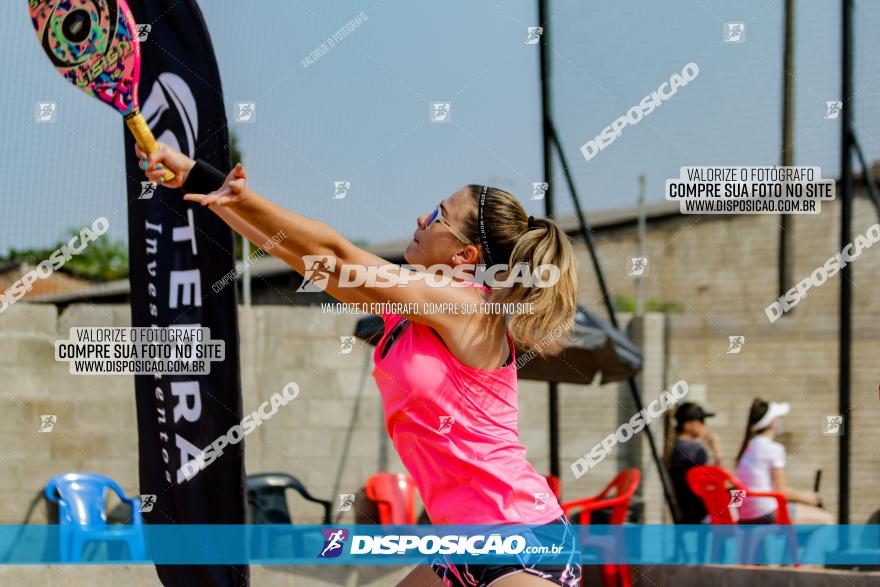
[137,144,583,587]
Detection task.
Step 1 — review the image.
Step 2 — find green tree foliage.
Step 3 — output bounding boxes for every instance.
[614,293,682,313]
[1,228,128,281]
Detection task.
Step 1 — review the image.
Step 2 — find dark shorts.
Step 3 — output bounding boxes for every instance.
[430,515,582,587]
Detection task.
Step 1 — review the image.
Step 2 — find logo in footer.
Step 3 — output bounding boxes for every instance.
[319,528,349,558]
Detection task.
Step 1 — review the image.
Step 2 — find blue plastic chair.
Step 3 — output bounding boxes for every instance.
[44,472,146,562]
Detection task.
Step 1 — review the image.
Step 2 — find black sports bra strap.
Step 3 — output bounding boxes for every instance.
[381,318,513,368]
[380,319,410,360]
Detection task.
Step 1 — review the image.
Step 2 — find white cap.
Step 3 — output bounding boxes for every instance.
[750,401,790,431]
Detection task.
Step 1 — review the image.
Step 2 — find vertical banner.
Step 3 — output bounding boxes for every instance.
[123,1,249,585]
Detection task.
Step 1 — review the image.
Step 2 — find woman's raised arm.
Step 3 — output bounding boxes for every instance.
[139,145,482,329]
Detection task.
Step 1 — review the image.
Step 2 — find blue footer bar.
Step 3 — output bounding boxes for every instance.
[0,524,877,565]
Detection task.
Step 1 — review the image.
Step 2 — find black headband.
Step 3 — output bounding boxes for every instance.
[478,187,541,266]
[477,185,495,266]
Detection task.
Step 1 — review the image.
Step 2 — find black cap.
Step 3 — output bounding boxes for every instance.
[675,402,715,425]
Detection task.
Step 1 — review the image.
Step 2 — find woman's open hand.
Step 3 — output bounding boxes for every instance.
[184,163,248,207]
[136,142,195,189]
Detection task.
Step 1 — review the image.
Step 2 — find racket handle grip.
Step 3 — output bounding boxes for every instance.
[125,111,176,182]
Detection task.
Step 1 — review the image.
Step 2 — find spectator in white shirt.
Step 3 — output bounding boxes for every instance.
[734,399,833,524]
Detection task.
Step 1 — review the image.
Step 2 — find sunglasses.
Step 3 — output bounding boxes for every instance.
[427,204,472,245]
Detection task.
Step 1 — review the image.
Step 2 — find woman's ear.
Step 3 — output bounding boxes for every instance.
[457,245,481,265]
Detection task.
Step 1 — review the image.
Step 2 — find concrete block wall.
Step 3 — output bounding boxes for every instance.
[0,303,138,524]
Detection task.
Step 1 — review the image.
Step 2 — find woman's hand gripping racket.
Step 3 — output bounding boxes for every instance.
[135,142,193,189]
[28,0,174,182]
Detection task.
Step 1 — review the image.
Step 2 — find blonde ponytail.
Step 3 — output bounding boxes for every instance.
[463,185,579,356]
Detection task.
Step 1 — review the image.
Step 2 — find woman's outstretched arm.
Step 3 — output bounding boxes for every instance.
[138,144,481,328]
[134,145,281,266]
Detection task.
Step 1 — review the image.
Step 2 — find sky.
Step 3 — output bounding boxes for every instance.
[1,0,878,256]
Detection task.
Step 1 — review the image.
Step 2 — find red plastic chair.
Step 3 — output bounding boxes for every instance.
[365,472,418,524]
[686,466,791,524]
[561,469,640,587]
[686,466,798,565]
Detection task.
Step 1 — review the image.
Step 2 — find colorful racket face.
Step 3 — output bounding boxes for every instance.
[28,0,141,116]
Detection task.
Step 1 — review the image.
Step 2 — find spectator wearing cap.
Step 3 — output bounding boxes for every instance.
[668,402,722,524]
[735,398,833,524]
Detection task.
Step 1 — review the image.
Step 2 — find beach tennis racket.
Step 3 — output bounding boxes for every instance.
[28,0,174,181]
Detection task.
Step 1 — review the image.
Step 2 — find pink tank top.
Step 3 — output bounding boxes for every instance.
[371,281,564,525]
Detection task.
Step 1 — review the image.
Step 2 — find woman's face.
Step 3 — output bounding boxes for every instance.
[404,188,479,268]
[683,419,707,438]
[771,418,783,435]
